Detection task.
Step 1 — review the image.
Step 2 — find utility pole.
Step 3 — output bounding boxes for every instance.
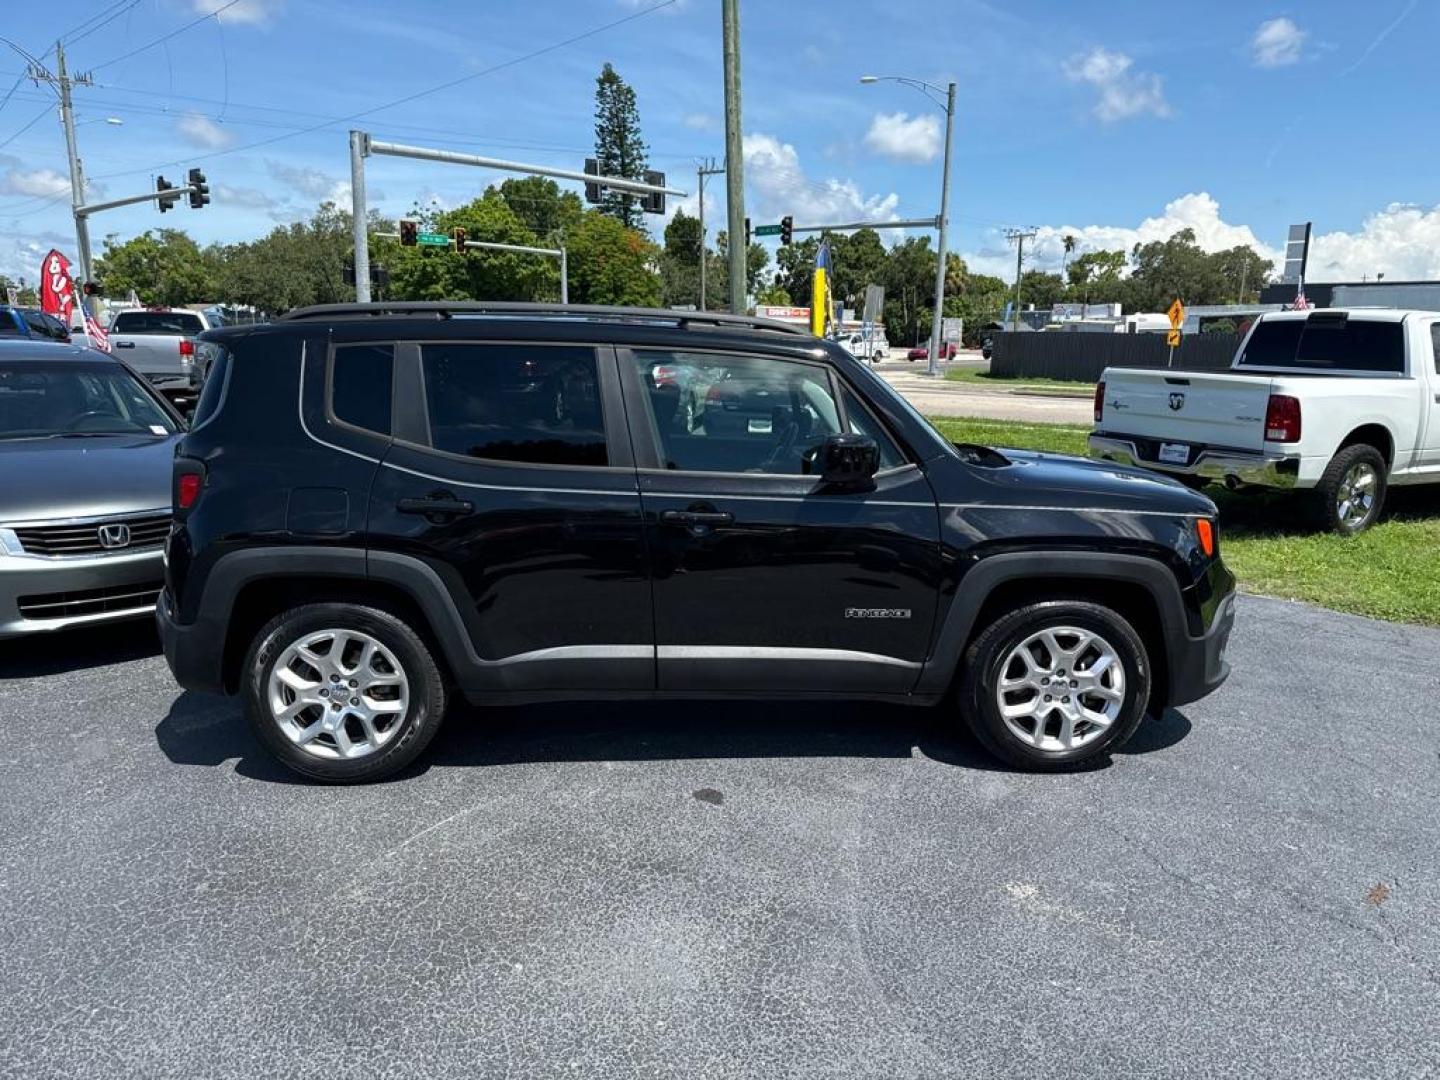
[1005,227,1037,332]
[721,0,747,315]
[696,158,724,311]
[349,131,371,303]
[31,42,96,315]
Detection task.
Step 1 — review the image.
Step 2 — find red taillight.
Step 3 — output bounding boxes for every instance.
[179,339,195,357]
[177,472,202,510]
[1094,380,1106,424]
[1264,394,1301,442]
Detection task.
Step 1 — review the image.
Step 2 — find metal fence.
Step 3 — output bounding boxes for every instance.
[990,332,1238,382]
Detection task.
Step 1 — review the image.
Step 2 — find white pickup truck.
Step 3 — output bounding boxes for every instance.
[1089,309,1440,533]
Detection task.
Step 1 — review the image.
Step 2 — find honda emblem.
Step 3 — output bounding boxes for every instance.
[98,523,132,549]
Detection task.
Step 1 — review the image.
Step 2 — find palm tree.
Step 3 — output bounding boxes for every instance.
[1061,234,1078,283]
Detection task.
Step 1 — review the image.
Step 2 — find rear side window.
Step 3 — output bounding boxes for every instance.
[419,343,607,467]
[331,344,393,434]
[111,311,205,335]
[1239,315,1405,373]
[0,311,21,336]
[1431,324,1440,374]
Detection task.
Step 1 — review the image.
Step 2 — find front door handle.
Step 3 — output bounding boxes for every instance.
[113,341,135,348]
[397,496,473,516]
[660,509,734,526]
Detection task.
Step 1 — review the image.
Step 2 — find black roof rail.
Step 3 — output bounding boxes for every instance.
[276,301,811,336]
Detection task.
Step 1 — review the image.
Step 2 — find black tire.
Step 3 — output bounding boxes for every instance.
[242,602,448,783]
[1316,443,1387,535]
[959,601,1152,771]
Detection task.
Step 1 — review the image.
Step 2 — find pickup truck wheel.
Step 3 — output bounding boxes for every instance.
[1318,444,1386,535]
[242,603,448,783]
[960,601,1150,771]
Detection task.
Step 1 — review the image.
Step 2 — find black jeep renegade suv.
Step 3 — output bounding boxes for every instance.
[157,302,1234,782]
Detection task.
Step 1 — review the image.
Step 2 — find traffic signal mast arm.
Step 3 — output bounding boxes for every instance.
[74,180,208,218]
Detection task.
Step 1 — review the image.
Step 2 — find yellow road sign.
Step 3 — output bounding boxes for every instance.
[1167,299,1185,330]
[1166,329,1182,348]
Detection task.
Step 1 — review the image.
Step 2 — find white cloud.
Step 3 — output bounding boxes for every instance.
[683,112,717,131]
[176,112,232,149]
[1251,17,1306,68]
[1308,202,1440,281]
[964,192,1440,284]
[266,161,351,205]
[742,132,899,230]
[214,184,276,210]
[1064,47,1171,123]
[0,167,71,199]
[196,0,280,25]
[863,111,940,164]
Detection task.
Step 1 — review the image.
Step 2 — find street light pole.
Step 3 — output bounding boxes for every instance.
[861,75,956,376]
[926,81,956,377]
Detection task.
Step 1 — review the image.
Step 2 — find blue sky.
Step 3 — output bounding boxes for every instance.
[2,0,1437,285]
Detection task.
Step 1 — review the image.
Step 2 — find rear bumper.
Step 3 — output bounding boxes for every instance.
[155,588,227,694]
[1089,434,1300,489]
[1167,587,1236,708]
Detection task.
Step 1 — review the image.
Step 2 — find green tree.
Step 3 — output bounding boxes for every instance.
[593,63,649,230]
[1126,228,1228,311]
[1019,270,1067,312]
[387,190,556,302]
[755,281,791,305]
[659,209,703,308]
[94,229,219,306]
[710,230,769,308]
[879,236,937,347]
[566,211,661,306]
[213,202,368,313]
[497,176,583,241]
[1210,245,1272,304]
[1066,249,1127,301]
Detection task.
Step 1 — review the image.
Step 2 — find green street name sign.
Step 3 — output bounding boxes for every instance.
[417,231,450,247]
[753,224,783,237]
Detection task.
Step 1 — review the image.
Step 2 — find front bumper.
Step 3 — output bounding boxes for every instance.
[1089,434,1300,489]
[0,545,164,638]
[1167,587,1236,707]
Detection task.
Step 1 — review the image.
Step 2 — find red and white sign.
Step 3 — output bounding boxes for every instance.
[39,249,76,328]
[757,305,811,321]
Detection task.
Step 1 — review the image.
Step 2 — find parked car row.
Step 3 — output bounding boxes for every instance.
[1090,308,1440,533]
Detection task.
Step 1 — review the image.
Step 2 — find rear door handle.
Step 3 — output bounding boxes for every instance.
[397,496,473,516]
[114,341,135,348]
[660,509,734,526]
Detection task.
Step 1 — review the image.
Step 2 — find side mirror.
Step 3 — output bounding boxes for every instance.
[818,433,880,489]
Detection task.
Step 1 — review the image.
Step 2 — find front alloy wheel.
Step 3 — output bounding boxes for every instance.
[961,600,1151,770]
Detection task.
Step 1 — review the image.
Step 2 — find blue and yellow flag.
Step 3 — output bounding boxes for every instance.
[810,240,831,337]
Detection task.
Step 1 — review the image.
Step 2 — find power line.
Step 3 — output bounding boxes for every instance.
[61,1,145,48]
[84,0,680,183]
[0,103,51,153]
[88,0,245,72]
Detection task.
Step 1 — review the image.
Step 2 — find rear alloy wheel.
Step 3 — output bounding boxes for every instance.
[960,601,1150,770]
[243,603,447,783]
[1317,444,1387,535]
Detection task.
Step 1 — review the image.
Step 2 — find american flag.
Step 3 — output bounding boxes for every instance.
[84,313,111,353]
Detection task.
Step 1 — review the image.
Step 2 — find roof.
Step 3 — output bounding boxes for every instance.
[0,339,110,361]
[275,301,811,337]
[1259,308,1415,323]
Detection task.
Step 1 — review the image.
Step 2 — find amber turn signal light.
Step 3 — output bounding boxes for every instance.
[1196,518,1216,558]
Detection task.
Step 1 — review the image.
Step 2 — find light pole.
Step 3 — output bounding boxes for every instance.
[861,74,955,377]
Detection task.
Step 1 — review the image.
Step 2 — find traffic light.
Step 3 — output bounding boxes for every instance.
[452,226,467,252]
[156,175,179,213]
[399,220,418,247]
[780,215,793,245]
[643,170,666,215]
[187,167,209,210]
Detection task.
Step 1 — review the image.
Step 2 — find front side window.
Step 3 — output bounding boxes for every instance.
[331,344,393,435]
[0,361,178,440]
[420,343,607,467]
[839,385,905,470]
[1431,324,1440,375]
[630,350,844,475]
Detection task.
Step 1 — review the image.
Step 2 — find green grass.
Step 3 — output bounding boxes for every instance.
[928,415,1440,627]
[942,368,1094,394]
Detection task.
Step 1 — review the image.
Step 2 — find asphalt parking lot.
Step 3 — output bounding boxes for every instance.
[2,595,1437,1079]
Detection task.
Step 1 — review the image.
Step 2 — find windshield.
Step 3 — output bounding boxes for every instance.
[0,360,178,440]
[111,311,205,336]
